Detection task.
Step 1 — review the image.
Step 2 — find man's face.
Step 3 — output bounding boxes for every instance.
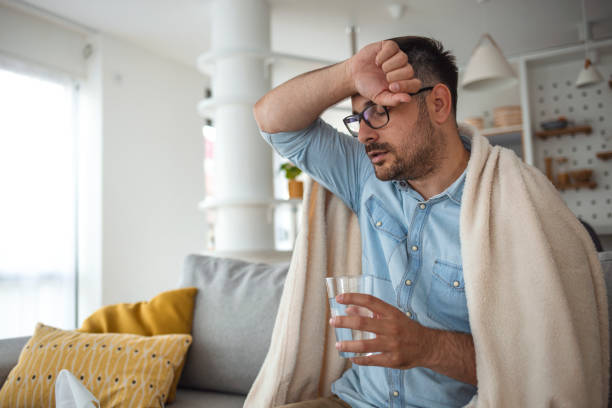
[351,95,442,182]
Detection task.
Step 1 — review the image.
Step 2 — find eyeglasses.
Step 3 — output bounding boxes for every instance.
[342,86,434,137]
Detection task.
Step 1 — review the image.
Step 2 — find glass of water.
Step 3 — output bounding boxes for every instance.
[325,275,375,358]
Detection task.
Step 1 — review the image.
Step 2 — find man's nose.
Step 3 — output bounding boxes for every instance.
[357,123,379,145]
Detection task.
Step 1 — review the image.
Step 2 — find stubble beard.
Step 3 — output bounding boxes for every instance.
[371,108,441,182]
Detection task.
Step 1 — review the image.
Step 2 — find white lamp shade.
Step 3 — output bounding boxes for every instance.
[576,59,603,88]
[462,34,516,91]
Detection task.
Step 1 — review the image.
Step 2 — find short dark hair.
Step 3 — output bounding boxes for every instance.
[390,36,458,115]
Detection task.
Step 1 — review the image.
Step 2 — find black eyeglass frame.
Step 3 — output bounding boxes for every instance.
[342,86,434,137]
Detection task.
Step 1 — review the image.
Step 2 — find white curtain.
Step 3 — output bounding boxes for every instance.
[0,61,77,338]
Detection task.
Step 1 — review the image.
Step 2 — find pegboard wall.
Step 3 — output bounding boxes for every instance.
[530,52,612,230]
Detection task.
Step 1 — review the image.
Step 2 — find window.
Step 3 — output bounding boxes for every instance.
[0,65,77,338]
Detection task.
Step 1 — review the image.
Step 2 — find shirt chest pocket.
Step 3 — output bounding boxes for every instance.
[365,196,407,242]
[427,259,471,333]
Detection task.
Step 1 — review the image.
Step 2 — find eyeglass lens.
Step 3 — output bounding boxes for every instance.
[346,105,388,135]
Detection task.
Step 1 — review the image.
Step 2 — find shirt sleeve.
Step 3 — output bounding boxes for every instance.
[260,118,372,213]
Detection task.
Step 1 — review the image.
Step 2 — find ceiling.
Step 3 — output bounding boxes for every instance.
[5,0,612,70]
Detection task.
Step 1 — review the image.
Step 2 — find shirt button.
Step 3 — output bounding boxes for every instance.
[406,311,412,318]
[453,280,460,287]
[411,245,418,252]
[375,221,382,227]
[419,203,426,210]
[405,279,412,286]
[392,391,399,397]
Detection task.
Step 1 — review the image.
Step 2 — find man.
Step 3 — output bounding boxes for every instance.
[253,37,607,407]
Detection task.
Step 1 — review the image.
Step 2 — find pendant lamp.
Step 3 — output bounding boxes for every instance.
[462,33,516,91]
[576,59,603,88]
[575,0,603,88]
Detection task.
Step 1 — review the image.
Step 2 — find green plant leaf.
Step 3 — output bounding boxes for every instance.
[279,162,302,180]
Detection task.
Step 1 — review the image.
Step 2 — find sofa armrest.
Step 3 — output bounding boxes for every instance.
[0,337,29,387]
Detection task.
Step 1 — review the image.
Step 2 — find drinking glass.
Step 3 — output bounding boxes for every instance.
[325,275,375,358]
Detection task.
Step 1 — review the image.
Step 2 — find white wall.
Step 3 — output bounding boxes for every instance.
[98,35,207,306]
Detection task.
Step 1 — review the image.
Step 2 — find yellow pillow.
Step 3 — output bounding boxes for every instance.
[80,287,198,335]
[0,323,191,407]
[79,287,197,403]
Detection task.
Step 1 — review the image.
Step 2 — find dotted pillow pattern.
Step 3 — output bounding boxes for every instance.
[0,323,192,407]
[79,287,198,402]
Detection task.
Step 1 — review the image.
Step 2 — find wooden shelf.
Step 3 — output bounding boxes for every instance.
[535,125,592,139]
[557,181,597,191]
[596,151,612,161]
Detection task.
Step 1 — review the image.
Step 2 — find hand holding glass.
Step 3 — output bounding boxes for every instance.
[325,275,376,358]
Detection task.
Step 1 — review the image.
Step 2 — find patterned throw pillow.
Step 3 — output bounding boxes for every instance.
[79,287,198,402]
[0,323,192,407]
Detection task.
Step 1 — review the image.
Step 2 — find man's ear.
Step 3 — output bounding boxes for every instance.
[428,84,452,125]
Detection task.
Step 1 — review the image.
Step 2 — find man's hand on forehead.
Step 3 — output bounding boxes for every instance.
[349,40,422,108]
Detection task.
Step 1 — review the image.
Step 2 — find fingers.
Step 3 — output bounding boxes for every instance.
[389,78,423,94]
[380,51,408,74]
[337,293,399,317]
[345,305,372,318]
[331,315,373,333]
[331,313,396,335]
[386,65,414,84]
[376,42,421,97]
[336,338,383,354]
[350,353,394,367]
[375,40,400,67]
[373,90,411,107]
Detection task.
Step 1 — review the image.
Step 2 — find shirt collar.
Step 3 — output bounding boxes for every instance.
[442,169,466,205]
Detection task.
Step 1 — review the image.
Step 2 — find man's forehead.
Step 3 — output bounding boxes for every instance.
[350,95,373,113]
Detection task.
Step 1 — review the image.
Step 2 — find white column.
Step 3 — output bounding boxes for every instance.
[200,0,274,251]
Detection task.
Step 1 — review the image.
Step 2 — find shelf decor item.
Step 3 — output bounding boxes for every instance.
[596,151,612,161]
[540,117,569,131]
[493,105,522,127]
[555,168,598,191]
[555,168,597,191]
[569,169,593,183]
[464,117,484,130]
[462,33,516,91]
[280,162,303,199]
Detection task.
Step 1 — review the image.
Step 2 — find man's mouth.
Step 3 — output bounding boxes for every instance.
[368,151,388,164]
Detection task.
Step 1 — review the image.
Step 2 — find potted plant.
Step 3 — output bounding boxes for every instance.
[280,162,303,199]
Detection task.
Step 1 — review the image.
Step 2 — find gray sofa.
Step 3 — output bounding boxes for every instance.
[1,252,612,407]
[0,254,290,408]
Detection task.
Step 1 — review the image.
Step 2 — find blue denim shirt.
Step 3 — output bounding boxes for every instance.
[261,119,477,408]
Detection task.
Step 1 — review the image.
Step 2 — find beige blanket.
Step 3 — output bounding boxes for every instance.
[461,127,608,406]
[246,127,609,407]
[245,179,360,407]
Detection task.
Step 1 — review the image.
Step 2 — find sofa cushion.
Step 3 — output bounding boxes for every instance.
[79,287,198,402]
[177,255,288,394]
[173,389,245,408]
[0,336,29,387]
[0,323,191,407]
[80,287,198,336]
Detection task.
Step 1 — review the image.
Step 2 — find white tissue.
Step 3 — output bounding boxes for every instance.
[55,369,100,408]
